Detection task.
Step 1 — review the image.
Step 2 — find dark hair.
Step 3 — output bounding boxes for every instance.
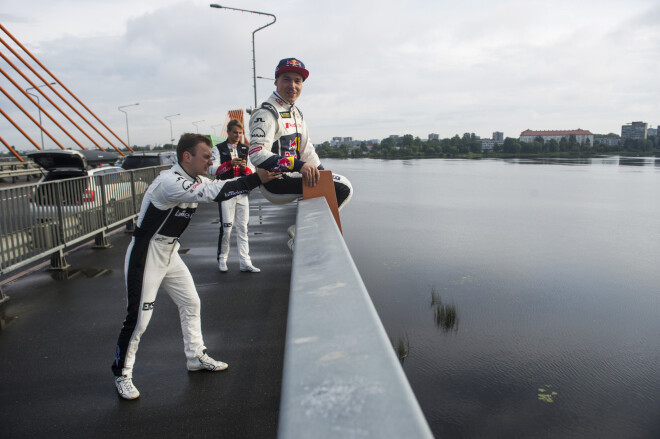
[177,133,211,162]
[227,119,243,132]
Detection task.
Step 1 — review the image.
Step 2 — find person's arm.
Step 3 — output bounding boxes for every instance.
[155,172,261,205]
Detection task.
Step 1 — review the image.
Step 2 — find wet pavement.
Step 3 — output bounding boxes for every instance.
[0,191,296,439]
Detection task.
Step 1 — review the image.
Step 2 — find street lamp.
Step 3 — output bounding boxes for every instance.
[256,76,275,81]
[210,4,276,108]
[118,103,139,148]
[164,113,181,146]
[211,123,223,136]
[192,120,205,133]
[25,82,56,149]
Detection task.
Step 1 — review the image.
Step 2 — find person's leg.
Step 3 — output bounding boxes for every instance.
[259,174,302,204]
[235,194,253,269]
[331,173,353,210]
[218,198,237,271]
[162,248,227,371]
[112,238,167,379]
[161,246,206,361]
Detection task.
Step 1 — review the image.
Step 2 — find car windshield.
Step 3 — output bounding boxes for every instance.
[122,156,161,169]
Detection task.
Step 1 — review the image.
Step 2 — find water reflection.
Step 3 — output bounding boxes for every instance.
[394,333,410,364]
[430,287,459,333]
[502,156,657,168]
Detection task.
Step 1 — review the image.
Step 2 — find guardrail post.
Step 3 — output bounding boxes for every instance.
[49,248,70,271]
[0,289,10,331]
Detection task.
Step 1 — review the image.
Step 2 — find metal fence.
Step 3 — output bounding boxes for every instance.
[0,166,167,276]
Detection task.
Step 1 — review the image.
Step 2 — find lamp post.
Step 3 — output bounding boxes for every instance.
[192,120,205,133]
[118,103,139,148]
[209,4,276,108]
[25,82,56,149]
[211,123,223,136]
[164,113,180,146]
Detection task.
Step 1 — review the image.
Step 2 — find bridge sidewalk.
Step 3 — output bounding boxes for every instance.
[0,191,295,439]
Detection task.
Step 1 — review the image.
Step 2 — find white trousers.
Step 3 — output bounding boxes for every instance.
[119,237,206,377]
[218,193,252,268]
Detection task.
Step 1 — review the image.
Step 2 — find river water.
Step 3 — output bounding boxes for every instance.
[323,157,660,439]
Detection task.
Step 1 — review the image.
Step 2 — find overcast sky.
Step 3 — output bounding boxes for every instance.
[1,0,659,151]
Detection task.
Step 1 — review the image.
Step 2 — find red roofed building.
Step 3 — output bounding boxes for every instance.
[519,129,594,145]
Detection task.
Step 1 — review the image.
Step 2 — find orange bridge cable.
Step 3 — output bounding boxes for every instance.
[0,107,42,151]
[1,69,88,150]
[0,35,126,156]
[1,86,67,150]
[0,24,134,153]
[0,51,107,152]
[0,136,25,162]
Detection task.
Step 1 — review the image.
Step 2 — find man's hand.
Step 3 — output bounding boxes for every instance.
[239,158,247,170]
[231,157,243,166]
[256,167,281,183]
[300,163,320,187]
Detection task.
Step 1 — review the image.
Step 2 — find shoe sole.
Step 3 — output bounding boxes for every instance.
[187,363,229,372]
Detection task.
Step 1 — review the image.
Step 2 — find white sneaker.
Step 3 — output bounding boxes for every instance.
[287,224,296,239]
[287,238,294,252]
[218,260,228,272]
[187,352,228,372]
[240,265,261,273]
[115,375,140,400]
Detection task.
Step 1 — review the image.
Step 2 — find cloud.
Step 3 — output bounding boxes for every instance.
[1,0,659,152]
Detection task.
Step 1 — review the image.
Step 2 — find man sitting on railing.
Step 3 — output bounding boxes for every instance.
[111,133,279,400]
[248,57,353,211]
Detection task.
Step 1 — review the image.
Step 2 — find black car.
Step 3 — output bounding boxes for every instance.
[121,151,177,170]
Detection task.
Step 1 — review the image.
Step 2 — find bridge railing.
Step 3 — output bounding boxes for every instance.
[0,166,167,276]
[279,196,433,438]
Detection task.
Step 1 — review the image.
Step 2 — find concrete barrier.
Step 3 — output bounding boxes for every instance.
[278,197,433,439]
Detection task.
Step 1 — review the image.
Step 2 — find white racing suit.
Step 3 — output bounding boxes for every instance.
[248,91,353,209]
[209,141,254,268]
[112,163,262,378]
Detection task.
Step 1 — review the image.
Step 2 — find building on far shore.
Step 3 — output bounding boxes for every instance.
[519,129,594,145]
[621,121,648,140]
[481,131,505,151]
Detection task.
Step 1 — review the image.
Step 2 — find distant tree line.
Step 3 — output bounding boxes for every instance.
[315,133,659,159]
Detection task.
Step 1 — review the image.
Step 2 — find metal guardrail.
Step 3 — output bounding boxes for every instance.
[0,160,41,181]
[0,166,167,276]
[278,197,433,438]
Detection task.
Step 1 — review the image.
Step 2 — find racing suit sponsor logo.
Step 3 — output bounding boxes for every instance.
[188,182,201,193]
[223,222,233,227]
[285,122,297,128]
[279,112,291,118]
[254,117,265,123]
[275,98,284,105]
[251,128,266,138]
[224,190,248,197]
[249,146,263,155]
[273,157,295,172]
[142,301,155,311]
[175,210,192,219]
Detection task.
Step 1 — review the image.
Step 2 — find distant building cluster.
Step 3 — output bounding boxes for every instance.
[326,121,657,149]
[481,132,504,151]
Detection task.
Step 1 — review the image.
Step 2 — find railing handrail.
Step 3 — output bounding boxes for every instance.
[278,196,433,438]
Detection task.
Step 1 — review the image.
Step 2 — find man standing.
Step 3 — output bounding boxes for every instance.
[248,57,353,210]
[209,120,260,273]
[112,133,277,400]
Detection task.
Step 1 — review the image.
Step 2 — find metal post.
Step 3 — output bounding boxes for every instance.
[209,4,276,108]
[192,120,205,133]
[164,113,180,146]
[118,103,139,148]
[25,82,56,149]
